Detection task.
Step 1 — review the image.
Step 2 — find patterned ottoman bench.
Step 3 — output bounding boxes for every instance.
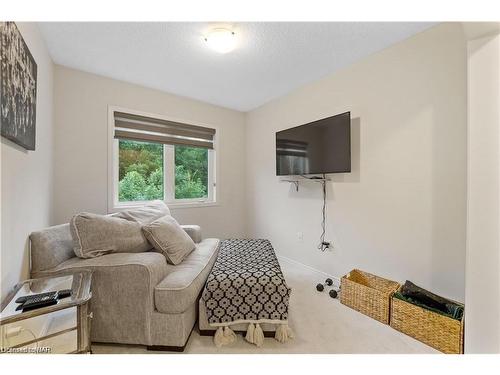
[198,239,293,347]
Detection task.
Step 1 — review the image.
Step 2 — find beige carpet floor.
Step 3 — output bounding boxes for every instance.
[92,257,438,354]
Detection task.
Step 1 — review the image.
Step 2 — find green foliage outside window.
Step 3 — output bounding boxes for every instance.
[175,145,208,199]
[118,140,209,202]
[118,140,163,201]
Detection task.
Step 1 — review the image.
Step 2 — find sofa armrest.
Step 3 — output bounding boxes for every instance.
[33,252,168,345]
[181,225,202,244]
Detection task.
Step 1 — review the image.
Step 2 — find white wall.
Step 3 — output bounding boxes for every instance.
[1,23,54,301]
[465,32,500,353]
[245,23,467,301]
[53,66,246,238]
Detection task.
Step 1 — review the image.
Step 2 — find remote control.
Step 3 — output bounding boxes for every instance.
[16,291,58,304]
[21,291,59,312]
[58,289,72,299]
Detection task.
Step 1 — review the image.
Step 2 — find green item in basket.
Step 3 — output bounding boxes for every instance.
[394,285,464,321]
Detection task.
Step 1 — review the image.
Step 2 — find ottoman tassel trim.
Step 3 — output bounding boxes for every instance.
[245,323,255,344]
[211,320,293,347]
[253,323,264,347]
[275,323,294,343]
[213,326,237,347]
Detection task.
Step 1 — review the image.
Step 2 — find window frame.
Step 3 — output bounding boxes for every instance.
[107,106,218,212]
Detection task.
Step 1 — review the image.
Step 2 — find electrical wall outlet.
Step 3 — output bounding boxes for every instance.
[320,241,333,251]
[296,231,303,242]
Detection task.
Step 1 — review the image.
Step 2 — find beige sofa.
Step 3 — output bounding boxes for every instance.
[29,204,219,351]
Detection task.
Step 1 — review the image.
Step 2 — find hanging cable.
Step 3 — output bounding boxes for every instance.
[317,173,329,251]
[299,174,330,251]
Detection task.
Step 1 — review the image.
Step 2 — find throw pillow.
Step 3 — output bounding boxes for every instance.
[70,212,151,258]
[142,215,196,265]
[112,200,170,224]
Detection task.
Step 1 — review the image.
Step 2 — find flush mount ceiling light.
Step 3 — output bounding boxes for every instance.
[204,28,237,54]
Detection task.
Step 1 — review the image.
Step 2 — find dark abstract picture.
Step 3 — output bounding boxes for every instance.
[0,22,37,150]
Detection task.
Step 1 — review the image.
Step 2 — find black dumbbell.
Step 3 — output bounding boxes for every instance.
[316,278,333,292]
[329,289,338,298]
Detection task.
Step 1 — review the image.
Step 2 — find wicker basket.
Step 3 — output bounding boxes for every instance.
[340,269,400,324]
[390,287,464,354]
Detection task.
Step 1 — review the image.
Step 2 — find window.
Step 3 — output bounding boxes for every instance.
[109,108,216,209]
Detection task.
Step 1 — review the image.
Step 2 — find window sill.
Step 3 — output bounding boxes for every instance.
[109,200,218,213]
[168,201,219,209]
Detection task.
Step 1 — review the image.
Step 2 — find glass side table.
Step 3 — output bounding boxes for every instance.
[0,270,92,354]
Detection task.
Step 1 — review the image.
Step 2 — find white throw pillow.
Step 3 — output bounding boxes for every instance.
[142,215,196,265]
[112,200,170,224]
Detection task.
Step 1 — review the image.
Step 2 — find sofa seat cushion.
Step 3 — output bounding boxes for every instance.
[154,238,220,314]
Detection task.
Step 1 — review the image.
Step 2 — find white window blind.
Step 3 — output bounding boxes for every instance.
[113,111,216,149]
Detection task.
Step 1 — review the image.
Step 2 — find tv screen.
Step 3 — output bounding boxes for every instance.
[276,111,351,176]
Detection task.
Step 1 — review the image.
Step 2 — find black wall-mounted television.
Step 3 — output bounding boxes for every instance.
[276,111,351,176]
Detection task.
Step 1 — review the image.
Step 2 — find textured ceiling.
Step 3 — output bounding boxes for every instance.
[38,22,435,111]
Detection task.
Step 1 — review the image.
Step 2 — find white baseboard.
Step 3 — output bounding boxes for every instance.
[276,253,341,288]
